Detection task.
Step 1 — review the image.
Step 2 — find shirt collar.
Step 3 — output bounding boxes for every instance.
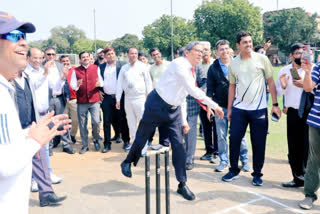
[82,64,89,69]
[182,57,193,71]
[0,74,15,92]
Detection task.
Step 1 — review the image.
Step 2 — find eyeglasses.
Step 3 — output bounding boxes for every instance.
[191,48,203,54]
[0,30,26,43]
[293,52,303,55]
[46,53,56,56]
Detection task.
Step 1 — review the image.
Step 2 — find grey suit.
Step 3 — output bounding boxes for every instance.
[14,74,54,200]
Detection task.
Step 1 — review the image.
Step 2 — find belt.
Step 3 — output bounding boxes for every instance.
[154,90,177,110]
[52,94,63,98]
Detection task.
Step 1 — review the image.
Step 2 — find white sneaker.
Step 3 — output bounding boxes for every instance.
[141,142,149,157]
[151,144,163,150]
[31,179,39,192]
[50,173,62,184]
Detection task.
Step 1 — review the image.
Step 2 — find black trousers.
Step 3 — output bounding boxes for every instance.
[229,107,268,177]
[287,108,309,184]
[125,90,186,182]
[101,94,119,145]
[147,125,170,146]
[119,94,130,143]
[199,108,218,154]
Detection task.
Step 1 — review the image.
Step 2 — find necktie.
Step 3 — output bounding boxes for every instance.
[191,68,207,112]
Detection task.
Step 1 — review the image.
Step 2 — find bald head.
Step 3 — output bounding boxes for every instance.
[28,48,44,70]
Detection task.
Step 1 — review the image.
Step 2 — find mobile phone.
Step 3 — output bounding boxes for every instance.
[266,37,271,43]
[290,67,300,80]
[271,113,279,122]
[304,44,311,64]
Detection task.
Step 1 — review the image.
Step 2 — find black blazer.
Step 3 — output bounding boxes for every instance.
[207,59,229,108]
[99,61,125,80]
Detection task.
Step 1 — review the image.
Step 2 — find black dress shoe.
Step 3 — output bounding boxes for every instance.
[121,161,132,177]
[70,136,77,144]
[177,184,195,200]
[62,146,74,154]
[40,193,67,207]
[101,143,111,153]
[93,140,101,151]
[110,135,120,141]
[79,146,89,154]
[282,180,304,188]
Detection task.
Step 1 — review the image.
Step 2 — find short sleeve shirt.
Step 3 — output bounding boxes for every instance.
[307,62,320,128]
[228,51,273,110]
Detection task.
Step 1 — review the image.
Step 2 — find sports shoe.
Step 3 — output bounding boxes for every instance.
[200,153,213,161]
[141,142,149,157]
[299,197,315,210]
[215,163,228,172]
[252,176,263,186]
[210,155,219,164]
[51,173,62,184]
[151,144,163,150]
[124,143,132,152]
[242,162,250,172]
[31,179,39,192]
[222,171,239,182]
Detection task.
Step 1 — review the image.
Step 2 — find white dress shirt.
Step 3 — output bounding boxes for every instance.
[24,64,50,114]
[276,64,305,109]
[70,64,104,91]
[47,63,65,96]
[116,60,152,101]
[0,74,40,214]
[103,63,117,95]
[155,57,219,111]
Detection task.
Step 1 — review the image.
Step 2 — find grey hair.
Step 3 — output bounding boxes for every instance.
[184,41,200,51]
[215,40,230,49]
[199,41,211,50]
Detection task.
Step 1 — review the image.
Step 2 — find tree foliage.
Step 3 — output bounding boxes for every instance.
[194,0,263,49]
[111,34,142,55]
[264,8,318,55]
[142,15,197,58]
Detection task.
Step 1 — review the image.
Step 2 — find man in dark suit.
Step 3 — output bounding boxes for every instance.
[43,47,74,154]
[99,46,130,152]
[14,70,66,207]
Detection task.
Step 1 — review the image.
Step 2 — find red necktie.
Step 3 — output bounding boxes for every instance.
[191,68,207,112]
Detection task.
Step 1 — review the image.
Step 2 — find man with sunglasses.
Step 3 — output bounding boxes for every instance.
[42,47,74,155]
[0,11,72,213]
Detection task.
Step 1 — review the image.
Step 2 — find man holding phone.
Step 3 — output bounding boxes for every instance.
[276,43,309,188]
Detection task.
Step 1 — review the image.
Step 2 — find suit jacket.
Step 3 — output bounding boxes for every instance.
[42,60,70,105]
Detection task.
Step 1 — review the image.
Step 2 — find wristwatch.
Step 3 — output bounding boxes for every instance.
[272,103,279,107]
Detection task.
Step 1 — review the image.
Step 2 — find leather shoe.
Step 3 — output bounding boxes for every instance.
[101,143,111,153]
[177,184,195,200]
[79,146,89,154]
[110,135,120,141]
[282,180,304,188]
[121,161,132,177]
[40,193,67,207]
[62,146,74,154]
[70,136,77,144]
[93,140,101,151]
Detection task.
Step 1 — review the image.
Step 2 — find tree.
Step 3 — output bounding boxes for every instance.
[45,25,87,53]
[72,38,94,54]
[112,34,142,55]
[264,8,318,55]
[142,15,197,58]
[194,0,263,49]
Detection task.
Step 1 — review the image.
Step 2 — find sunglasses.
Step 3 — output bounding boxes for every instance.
[0,30,26,42]
[46,53,56,56]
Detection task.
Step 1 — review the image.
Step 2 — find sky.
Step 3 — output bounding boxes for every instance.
[2,0,320,42]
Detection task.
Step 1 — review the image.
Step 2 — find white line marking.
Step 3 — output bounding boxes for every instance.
[198,172,306,214]
[238,207,252,214]
[212,198,262,214]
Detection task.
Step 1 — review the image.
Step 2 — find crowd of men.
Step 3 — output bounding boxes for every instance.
[1,11,320,213]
